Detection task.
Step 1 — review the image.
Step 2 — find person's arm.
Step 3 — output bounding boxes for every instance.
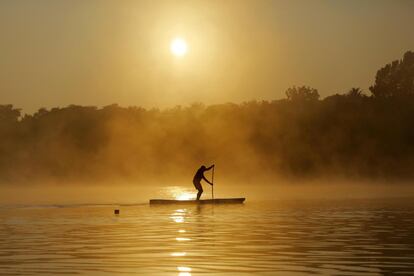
[205,164,215,171]
[202,175,213,185]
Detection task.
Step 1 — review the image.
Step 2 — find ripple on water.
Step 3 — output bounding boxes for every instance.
[0,199,413,275]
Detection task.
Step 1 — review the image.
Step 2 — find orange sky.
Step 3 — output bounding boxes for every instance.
[1,0,414,113]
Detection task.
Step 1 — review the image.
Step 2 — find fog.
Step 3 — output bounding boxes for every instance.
[1,98,414,204]
[2,180,414,205]
[1,51,414,204]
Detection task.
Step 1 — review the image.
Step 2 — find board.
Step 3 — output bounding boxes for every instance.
[149,198,245,205]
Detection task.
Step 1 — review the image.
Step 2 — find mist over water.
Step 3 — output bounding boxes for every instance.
[2,181,414,206]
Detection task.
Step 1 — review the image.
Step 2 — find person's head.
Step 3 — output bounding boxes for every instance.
[200,165,206,170]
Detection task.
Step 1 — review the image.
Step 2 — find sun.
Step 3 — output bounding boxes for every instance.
[170,37,188,57]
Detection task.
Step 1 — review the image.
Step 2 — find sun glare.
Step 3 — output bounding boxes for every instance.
[176,192,193,200]
[170,37,188,57]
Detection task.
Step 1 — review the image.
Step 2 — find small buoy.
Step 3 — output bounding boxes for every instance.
[114,209,120,215]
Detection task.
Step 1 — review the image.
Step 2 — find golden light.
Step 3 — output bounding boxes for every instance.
[175,192,193,200]
[171,215,184,223]
[171,252,187,257]
[176,237,191,241]
[170,37,188,57]
[168,187,194,200]
[177,266,192,272]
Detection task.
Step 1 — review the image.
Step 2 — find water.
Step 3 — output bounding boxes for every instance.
[1,199,413,275]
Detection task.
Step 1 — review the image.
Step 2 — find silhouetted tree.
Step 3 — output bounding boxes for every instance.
[285,86,320,101]
[346,87,365,98]
[370,51,414,98]
[0,105,20,123]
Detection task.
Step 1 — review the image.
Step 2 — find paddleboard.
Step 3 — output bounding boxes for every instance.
[149,198,245,205]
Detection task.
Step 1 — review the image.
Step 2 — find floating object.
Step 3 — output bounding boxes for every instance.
[114,209,120,214]
[149,198,245,205]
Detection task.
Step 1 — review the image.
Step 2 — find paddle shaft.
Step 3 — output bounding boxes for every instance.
[212,166,215,200]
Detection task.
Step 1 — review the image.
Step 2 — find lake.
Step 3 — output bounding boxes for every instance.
[0,198,413,275]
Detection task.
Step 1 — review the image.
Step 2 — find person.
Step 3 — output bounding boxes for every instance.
[193,164,214,200]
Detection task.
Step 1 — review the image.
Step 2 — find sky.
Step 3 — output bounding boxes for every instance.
[1,0,414,114]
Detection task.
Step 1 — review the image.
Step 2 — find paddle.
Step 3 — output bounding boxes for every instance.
[212,165,215,200]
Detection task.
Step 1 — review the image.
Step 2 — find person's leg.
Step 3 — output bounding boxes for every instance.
[194,180,203,200]
[196,188,203,200]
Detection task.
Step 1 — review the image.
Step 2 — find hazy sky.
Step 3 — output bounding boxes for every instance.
[1,0,414,113]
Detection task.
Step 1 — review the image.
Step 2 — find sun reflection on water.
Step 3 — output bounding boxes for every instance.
[169,206,191,275]
[170,216,184,223]
[176,237,191,241]
[178,266,192,275]
[171,252,187,257]
[170,208,188,223]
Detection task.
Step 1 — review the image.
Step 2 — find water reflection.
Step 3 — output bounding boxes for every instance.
[171,216,185,223]
[173,208,191,275]
[170,209,188,223]
[177,266,191,271]
[176,237,191,241]
[171,252,186,257]
[177,266,192,276]
[0,199,413,275]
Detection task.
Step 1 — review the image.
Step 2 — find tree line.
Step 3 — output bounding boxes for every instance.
[1,51,414,184]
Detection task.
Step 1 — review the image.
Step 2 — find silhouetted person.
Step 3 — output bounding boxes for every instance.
[193,164,214,200]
